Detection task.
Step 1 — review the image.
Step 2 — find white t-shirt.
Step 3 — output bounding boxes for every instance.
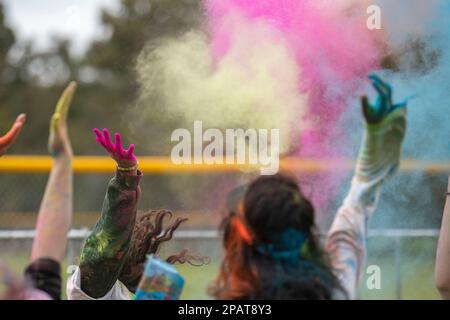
[67,267,131,300]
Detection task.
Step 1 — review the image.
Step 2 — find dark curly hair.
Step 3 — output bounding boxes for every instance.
[209,173,344,300]
[119,209,209,293]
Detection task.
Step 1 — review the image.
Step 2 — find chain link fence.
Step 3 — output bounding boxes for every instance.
[0,159,447,299]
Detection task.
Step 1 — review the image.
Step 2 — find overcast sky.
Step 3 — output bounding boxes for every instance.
[2,0,120,56]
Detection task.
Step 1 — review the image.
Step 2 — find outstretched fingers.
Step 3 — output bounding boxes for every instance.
[364,75,408,122]
[15,113,26,126]
[93,128,108,149]
[114,133,125,159]
[93,128,137,164]
[102,128,115,152]
[392,101,407,112]
[126,144,135,160]
[54,82,77,125]
[369,74,392,103]
[0,114,26,147]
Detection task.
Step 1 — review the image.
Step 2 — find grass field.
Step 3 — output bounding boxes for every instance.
[0,236,441,300]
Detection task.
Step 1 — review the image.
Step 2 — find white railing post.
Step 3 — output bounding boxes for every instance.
[394,237,402,300]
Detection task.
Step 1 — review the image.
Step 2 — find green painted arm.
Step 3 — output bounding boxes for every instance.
[79,171,141,298]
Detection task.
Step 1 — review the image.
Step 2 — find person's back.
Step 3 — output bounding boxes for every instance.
[210,174,342,300]
[210,75,408,300]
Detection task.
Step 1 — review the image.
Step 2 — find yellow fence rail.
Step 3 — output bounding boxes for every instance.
[0,156,448,174]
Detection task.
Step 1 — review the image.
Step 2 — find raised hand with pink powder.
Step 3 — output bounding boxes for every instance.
[71,128,141,298]
[93,128,137,173]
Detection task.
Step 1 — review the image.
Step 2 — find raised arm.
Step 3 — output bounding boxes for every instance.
[435,176,450,299]
[0,113,26,156]
[31,82,76,262]
[24,83,76,300]
[326,75,407,299]
[74,129,140,299]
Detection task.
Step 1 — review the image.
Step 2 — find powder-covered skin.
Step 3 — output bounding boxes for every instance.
[356,75,407,188]
[0,113,26,156]
[79,171,141,298]
[32,82,76,264]
[326,76,407,299]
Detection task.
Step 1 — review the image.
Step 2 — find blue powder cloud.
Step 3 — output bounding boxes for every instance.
[332,1,450,230]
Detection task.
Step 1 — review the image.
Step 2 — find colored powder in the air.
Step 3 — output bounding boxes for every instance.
[205,0,381,157]
[204,0,382,211]
[135,0,384,215]
[136,20,308,154]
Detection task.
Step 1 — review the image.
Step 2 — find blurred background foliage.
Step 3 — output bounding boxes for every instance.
[0,0,202,155]
[0,0,230,222]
